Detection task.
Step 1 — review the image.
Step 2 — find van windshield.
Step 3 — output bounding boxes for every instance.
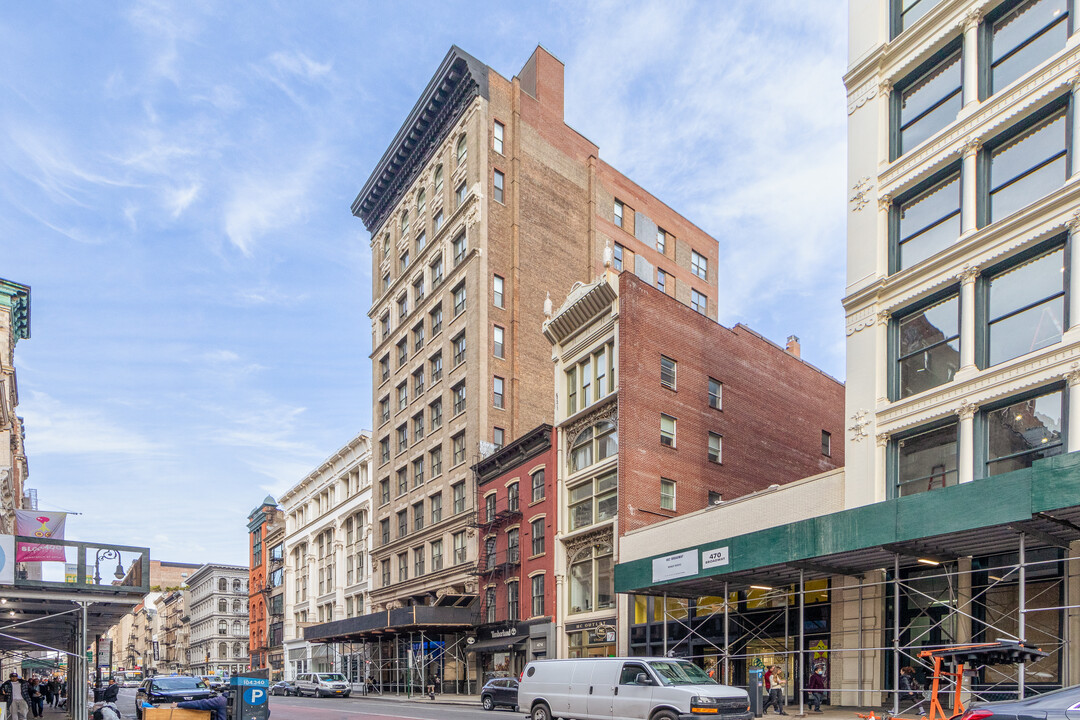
[648,660,715,686]
[318,674,347,682]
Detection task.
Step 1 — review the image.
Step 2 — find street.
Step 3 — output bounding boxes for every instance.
[113,687,513,720]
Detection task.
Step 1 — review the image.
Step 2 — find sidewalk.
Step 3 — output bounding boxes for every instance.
[348,687,482,706]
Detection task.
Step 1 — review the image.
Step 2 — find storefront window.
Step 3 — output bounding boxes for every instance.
[569,544,614,614]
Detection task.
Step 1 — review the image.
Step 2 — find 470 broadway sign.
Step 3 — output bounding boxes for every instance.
[651,546,730,584]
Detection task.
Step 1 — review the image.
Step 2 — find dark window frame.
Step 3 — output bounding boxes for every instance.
[889,161,962,274]
[888,284,961,401]
[888,417,960,499]
[890,38,963,161]
[981,0,1073,100]
[977,381,1066,479]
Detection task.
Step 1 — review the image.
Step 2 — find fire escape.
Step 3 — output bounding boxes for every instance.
[468,491,521,623]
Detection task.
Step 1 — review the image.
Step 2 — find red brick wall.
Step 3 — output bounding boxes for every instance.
[248,518,268,668]
[617,272,845,535]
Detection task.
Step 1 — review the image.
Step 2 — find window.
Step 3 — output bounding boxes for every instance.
[988,0,1069,95]
[431,256,444,286]
[453,332,467,366]
[894,167,961,271]
[382,233,390,259]
[401,210,409,237]
[456,182,468,208]
[493,325,505,358]
[893,44,961,158]
[656,228,666,253]
[413,412,424,443]
[822,430,832,457]
[379,437,390,464]
[413,368,425,397]
[660,478,676,511]
[430,447,442,477]
[569,472,617,531]
[456,134,467,167]
[379,479,390,506]
[691,251,708,280]
[569,420,618,473]
[493,121,504,153]
[565,341,616,414]
[485,585,497,623]
[400,251,410,274]
[453,432,466,467]
[493,376,505,409]
[531,469,545,502]
[431,539,443,571]
[531,574,545,617]
[988,105,1067,223]
[453,231,467,264]
[413,501,425,532]
[380,517,390,545]
[895,292,960,398]
[380,313,390,340]
[414,547,425,577]
[656,269,667,293]
[413,457,424,487]
[449,483,465,518]
[493,275,505,308]
[484,493,497,523]
[691,289,707,315]
[891,0,941,36]
[380,354,390,383]
[453,530,467,564]
[453,282,466,316]
[453,381,467,415]
[985,243,1065,366]
[381,559,390,587]
[417,188,426,216]
[434,210,443,233]
[494,427,505,450]
[895,421,958,496]
[708,433,722,464]
[614,200,624,228]
[397,466,408,495]
[660,414,676,447]
[507,580,519,621]
[507,528,520,564]
[434,164,444,194]
[430,352,443,383]
[531,518,545,556]
[493,169,505,203]
[430,304,443,335]
[397,382,408,412]
[379,396,390,425]
[397,510,408,538]
[430,398,443,430]
[613,243,624,271]
[431,492,443,523]
[508,482,519,512]
[218,599,227,612]
[569,543,614,614]
[398,553,408,582]
[660,356,677,390]
[414,275,425,302]
[397,339,408,368]
[708,378,723,410]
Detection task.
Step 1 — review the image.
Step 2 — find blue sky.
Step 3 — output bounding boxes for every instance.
[1,1,848,566]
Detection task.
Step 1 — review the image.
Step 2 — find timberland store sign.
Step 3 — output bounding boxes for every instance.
[651,546,729,583]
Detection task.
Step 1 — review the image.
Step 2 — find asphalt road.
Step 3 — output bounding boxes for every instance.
[111,687,514,720]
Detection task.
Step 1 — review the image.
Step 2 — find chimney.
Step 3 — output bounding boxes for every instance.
[785,335,801,358]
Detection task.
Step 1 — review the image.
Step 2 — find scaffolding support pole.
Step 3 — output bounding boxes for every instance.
[663,592,669,656]
[1019,533,1026,699]
[858,579,864,707]
[724,582,730,684]
[799,570,805,717]
[893,554,900,716]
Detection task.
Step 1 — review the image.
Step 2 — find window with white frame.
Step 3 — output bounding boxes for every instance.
[493,169,505,203]
[569,420,618,474]
[565,341,615,415]
[660,355,676,390]
[691,289,707,315]
[660,478,676,511]
[493,376,505,409]
[531,574,545,617]
[568,472,617,531]
[660,414,676,447]
[614,200,624,228]
[708,378,722,410]
[493,121,504,153]
[691,251,708,280]
[708,433,722,464]
[569,543,614,614]
[493,325,505,359]
[531,469,545,502]
[493,275,505,308]
[531,517,545,555]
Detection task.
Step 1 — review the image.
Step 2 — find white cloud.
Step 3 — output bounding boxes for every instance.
[222,153,325,255]
[20,392,168,457]
[267,50,332,82]
[165,181,200,218]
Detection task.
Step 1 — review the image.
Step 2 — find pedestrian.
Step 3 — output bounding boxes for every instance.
[47,677,59,707]
[173,689,229,720]
[91,701,121,720]
[900,666,926,716]
[40,678,52,708]
[806,665,827,713]
[767,666,788,716]
[27,678,43,718]
[1,671,32,720]
[102,677,120,705]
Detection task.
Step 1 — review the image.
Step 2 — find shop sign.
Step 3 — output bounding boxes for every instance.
[652,551,698,583]
[532,638,547,652]
[702,546,730,570]
[491,627,518,639]
[565,617,616,633]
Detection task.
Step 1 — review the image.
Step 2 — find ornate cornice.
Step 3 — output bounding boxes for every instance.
[562,396,618,445]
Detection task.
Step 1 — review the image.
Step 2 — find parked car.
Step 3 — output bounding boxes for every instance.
[517,657,751,720]
[481,677,520,711]
[197,675,226,691]
[295,672,351,698]
[135,677,213,720]
[955,685,1080,720]
[270,680,299,696]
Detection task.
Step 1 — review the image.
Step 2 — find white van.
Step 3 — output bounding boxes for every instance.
[517,657,751,720]
[294,672,351,698]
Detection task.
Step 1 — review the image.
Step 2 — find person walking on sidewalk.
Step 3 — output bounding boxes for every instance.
[27,678,44,718]
[767,666,788,715]
[102,677,120,705]
[900,666,926,716]
[1,671,32,720]
[806,666,827,713]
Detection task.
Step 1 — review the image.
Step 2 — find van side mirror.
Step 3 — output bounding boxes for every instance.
[636,673,652,686]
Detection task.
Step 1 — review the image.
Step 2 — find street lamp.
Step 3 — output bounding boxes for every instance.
[94,549,125,585]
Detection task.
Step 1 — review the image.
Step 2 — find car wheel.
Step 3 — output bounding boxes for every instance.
[652,711,679,720]
[532,701,551,720]
[344,692,351,698]
[483,695,495,711]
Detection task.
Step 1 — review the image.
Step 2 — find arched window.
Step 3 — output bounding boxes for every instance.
[217,620,227,635]
[233,579,242,593]
[232,600,242,614]
[456,135,467,167]
[233,621,242,635]
[219,642,228,659]
[417,189,426,215]
[569,421,617,474]
[401,210,409,236]
[233,642,243,657]
[218,578,227,592]
[217,599,227,612]
[434,165,444,194]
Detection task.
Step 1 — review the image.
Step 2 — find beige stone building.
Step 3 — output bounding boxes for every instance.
[160,589,191,674]
[0,278,30,535]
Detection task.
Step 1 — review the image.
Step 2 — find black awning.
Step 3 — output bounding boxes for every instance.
[466,636,527,653]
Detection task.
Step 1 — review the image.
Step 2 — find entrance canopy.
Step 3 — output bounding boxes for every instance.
[615,452,1080,597]
[304,605,476,643]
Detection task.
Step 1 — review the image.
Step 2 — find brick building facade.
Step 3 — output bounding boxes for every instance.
[247,495,285,678]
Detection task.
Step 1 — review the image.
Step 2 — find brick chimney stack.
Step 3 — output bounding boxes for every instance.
[785,335,801,358]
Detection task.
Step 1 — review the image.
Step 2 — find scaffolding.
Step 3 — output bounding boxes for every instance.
[638,530,1079,716]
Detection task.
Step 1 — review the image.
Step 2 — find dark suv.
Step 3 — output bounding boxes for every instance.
[481,677,519,711]
[135,677,213,719]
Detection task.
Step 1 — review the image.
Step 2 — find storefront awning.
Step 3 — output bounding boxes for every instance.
[466,636,527,653]
[304,605,476,643]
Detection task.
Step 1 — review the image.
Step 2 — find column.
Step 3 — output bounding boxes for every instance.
[876,309,890,403]
[878,194,893,278]
[962,8,983,109]
[1067,367,1080,450]
[876,433,890,501]
[961,139,981,234]
[958,266,979,376]
[1073,76,1080,177]
[1070,216,1080,333]
[957,401,977,485]
[879,79,893,164]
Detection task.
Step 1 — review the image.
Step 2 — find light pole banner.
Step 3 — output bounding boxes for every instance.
[0,535,15,584]
[15,511,67,562]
